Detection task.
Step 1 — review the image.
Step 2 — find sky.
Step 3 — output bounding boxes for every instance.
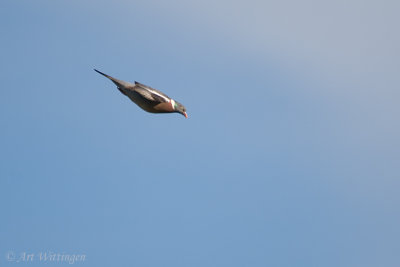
[0,0,399,266]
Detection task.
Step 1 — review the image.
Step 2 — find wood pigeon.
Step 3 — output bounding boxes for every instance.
[95,69,188,118]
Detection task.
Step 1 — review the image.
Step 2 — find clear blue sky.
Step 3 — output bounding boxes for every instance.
[1,0,399,266]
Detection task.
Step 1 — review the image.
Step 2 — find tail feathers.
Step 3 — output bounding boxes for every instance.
[94,69,133,88]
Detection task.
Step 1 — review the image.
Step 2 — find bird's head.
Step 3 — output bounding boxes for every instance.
[172,100,188,118]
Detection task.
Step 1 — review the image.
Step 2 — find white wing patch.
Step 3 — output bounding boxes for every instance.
[148,88,170,102]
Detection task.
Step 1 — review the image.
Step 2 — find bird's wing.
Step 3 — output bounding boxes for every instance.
[94,69,134,89]
[134,82,170,103]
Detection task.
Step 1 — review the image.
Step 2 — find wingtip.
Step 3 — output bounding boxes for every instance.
[93,69,107,77]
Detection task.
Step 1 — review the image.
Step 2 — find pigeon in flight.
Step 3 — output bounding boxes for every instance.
[94,69,188,118]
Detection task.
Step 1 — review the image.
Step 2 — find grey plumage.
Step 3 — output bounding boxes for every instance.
[94,69,188,118]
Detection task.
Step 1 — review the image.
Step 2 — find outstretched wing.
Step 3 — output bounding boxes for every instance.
[134,82,171,103]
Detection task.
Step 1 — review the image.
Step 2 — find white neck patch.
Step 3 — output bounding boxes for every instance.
[170,99,176,110]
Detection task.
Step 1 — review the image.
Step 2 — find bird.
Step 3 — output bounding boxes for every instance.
[94,69,188,118]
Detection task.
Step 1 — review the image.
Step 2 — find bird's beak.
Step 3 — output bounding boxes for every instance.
[183,112,188,118]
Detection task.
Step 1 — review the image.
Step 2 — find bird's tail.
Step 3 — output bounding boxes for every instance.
[94,69,133,88]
